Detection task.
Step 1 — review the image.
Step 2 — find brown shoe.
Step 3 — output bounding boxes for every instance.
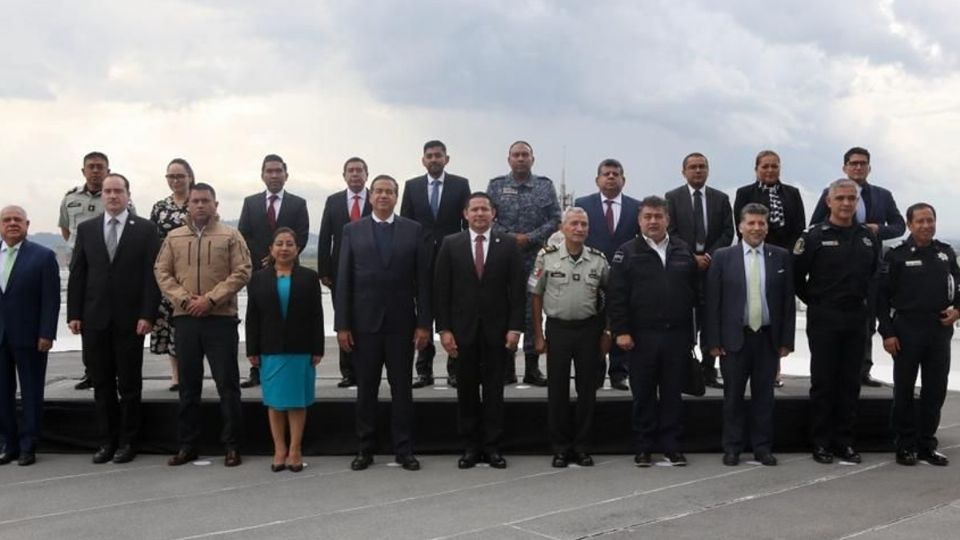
[224,450,242,467]
[167,449,199,466]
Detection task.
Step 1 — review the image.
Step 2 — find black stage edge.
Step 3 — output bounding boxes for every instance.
[34,377,905,456]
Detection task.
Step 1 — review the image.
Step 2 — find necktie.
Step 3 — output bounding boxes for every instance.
[429,180,441,219]
[1,246,16,290]
[267,194,278,230]
[604,200,615,234]
[106,217,119,262]
[693,190,706,252]
[350,195,361,222]
[474,235,485,279]
[748,248,762,331]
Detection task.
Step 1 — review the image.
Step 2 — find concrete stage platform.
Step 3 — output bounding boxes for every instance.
[35,338,903,455]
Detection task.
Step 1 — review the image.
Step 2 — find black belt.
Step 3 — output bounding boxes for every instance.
[547,315,599,328]
[743,325,770,335]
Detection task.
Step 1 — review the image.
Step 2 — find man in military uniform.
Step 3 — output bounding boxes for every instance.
[487,141,561,386]
[608,196,698,467]
[877,203,958,467]
[530,207,609,468]
[794,178,880,465]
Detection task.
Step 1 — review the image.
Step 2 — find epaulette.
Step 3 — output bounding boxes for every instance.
[539,176,554,184]
[586,246,603,257]
[542,245,559,254]
[65,186,80,195]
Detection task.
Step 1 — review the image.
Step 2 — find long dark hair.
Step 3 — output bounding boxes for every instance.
[268,227,300,268]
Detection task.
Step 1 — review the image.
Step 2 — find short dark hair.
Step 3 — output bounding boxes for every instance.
[639,195,668,212]
[682,152,708,169]
[191,182,217,200]
[596,158,624,176]
[83,151,109,165]
[104,173,130,192]
[739,202,769,222]
[370,175,398,193]
[343,157,368,174]
[423,140,447,154]
[262,154,287,173]
[167,158,196,188]
[509,140,533,154]
[906,202,936,222]
[844,147,870,165]
[464,191,495,210]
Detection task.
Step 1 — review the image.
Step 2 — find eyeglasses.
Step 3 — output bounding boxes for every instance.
[846,160,869,167]
[166,174,188,180]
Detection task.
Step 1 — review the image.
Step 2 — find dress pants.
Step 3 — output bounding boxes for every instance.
[0,339,48,455]
[546,317,601,455]
[891,313,951,452]
[600,346,629,383]
[354,331,414,457]
[174,316,243,451]
[807,305,867,449]
[719,327,777,454]
[415,341,456,380]
[83,323,145,447]
[628,328,689,453]
[455,328,506,454]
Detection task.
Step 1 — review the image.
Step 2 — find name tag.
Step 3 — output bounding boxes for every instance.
[822,240,839,247]
[502,187,518,195]
[550,271,566,277]
[905,260,923,267]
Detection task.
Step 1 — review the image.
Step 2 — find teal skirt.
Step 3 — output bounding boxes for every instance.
[261,354,316,410]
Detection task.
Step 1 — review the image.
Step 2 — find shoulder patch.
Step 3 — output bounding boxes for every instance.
[587,246,602,256]
[793,237,805,255]
[612,250,625,264]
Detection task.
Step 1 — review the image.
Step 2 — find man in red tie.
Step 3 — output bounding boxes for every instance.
[318,157,371,388]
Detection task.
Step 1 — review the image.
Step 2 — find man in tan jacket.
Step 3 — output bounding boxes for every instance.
[154,182,252,467]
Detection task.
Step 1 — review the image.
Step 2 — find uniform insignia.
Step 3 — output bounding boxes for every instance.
[587,246,603,256]
[862,237,873,247]
[793,238,804,255]
[88,204,96,212]
[822,240,839,247]
[534,268,543,278]
[612,251,625,263]
[502,187,518,195]
[938,252,949,262]
[67,201,82,208]
[573,274,581,281]
[905,260,923,267]
[543,245,558,253]
[549,271,565,277]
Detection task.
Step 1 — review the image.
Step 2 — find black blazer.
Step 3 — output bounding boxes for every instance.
[400,173,471,252]
[245,265,325,356]
[334,216,432,333]
[317,189,371,281]
[67,214,161,331]
[733,181,806,250]
[665,184,734,255]
[575,192,641,262]
[0,240,59,348]
[238,191,310,270]
[809,182,905,241]
[704,242,796,353]
[433,230,525,345]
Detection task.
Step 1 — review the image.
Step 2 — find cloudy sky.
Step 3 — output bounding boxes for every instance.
[4,0,959,235]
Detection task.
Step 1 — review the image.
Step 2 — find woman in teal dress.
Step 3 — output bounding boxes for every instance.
[245,228,324,472]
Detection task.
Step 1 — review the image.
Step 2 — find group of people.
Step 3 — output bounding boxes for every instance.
[0,142,953,473]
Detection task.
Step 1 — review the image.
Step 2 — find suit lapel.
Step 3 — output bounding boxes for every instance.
[4,240,29,293]
[111,216,139,264]
[861,184,873,220]
[437,177,457,224]
[265,269,284,320]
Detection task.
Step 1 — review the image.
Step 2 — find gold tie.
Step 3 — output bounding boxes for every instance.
[748,248,762,331]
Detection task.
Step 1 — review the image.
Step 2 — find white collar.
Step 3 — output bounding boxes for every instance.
[601,192,623,205]
[265,189,285,201]
[427,172,446,184]
[1,240,23,253]
[741,241,765,255]
[106,209,130,224]
[686,184,706,197]
[371,213,395,224]
[642,233,669,249]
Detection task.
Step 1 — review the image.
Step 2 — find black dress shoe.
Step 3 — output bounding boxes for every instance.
[917,449,950,466]
[168,449,199,466]
[486,452,507,469]
[224,450,242,467]
[754,452,778,466]
[168,383,180,392]
[271,463,286,472]
[835,446,861,464]
[448,375,458,388]
[351,454,373,471]
[412,376,434,389]
[812,446,834,464]
[458,452,479,469]
[396,455,421,471]
[635,452,653,467]
[703,374,724,390]
[860,375,883,387]
[92,446,117,464]
[551,454,569,468]
[573,452,594,467]
[17,453,36,466]
[113,445,136,464]
[337,377,357,388]
[896,449,918,466]
[239,376,260,389]
[0,451,19,465]
[288,462,304,473]
[722,452,739,466]
[522,372,548,386]
[74,376,93,390]
[503,374,518,385]
[664,452,687,466]
[610,378,629,391]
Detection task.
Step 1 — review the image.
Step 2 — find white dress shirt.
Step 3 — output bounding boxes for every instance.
[265,189,285,215]
[371,212,396,224]
[469,227,491,263]
[103,208,130,244]
[427,172,446,203]
[601,192,622,231]
[346,189,368,212]
[643,233,670,266]
[741,241,770,326]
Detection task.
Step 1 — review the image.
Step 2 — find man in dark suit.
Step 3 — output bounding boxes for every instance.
[809,147,905,387]
[665,152,734,389]
[575,158,640,390]
[0,206,60,466]
[67,174,161,464]
[238,154,310,389]
[435,192,524,469]
[335,175,432,472]
[733,150,806,251]
[319,157,372,388]
[401,140,471,389]
[705,203,795,467]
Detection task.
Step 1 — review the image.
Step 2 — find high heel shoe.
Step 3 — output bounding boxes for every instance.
[271,463,286,472]
[287,462,304,473]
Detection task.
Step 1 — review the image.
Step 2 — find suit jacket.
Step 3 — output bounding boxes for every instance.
[433,230,525,345]
[0,240,59,348]
[245,265,325,357]
[809,182,905,241]
[67,214,161,331]
[665,184,734,255]
[575,192,641,262]
[238,190,310,270]
[317,189,371,281]
[733,181,806,250]
[334,216,432,334]
[704,242,796,353]
[400,173,471,253]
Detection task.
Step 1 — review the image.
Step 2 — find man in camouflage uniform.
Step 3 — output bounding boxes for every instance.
[487,141,561,386]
